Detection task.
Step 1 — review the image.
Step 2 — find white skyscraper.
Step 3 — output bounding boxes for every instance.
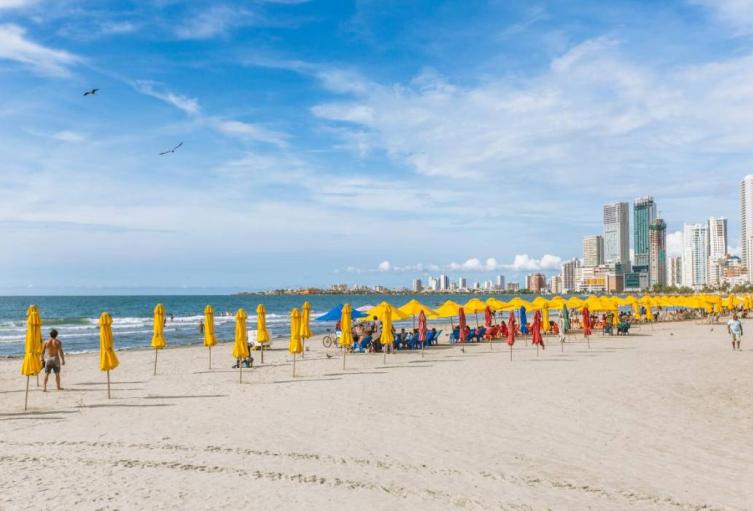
[412,278,423,292]
[495,275,505,290]
[439,274,449,291]
[667,256,682,287]
[741,176,753,280]
[682,223,709,289]
[458,277,467,289]
[603,202,631,272]
[708,216,728,287]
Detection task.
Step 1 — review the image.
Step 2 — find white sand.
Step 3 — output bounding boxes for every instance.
[1,320,752,510]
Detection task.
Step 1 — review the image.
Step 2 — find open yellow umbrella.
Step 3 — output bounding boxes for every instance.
[300,301,312,358]
[232,308,250,383]
[21,305,43,410]
[339,304,354,369]
[99,312,119,399]
[398,299,437,329]
[289,308,303,376]
[381,303,395,364]
[430,300,462,319]
[151,304,166,375]
[463,298,488,327]
[204,305,217,369]
[256,304,270,363]
[366,301,410,321]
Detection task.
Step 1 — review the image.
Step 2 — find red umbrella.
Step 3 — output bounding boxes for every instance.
[418,310,427,355]
[532,310,544,354]
[499,320,509,337]
[458,307,467,351]
[506,311,516,346]
[582,307,592,337]
[484,306,493,327]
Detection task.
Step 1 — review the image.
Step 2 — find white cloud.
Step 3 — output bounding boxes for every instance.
[0,23,80,76]
[507,254,562,271]
[132,80,200,115]
[212,119,289,147]
[51,130,84,142]
[0,0,36,9]
[377,260,391,271]
[690,0,753,33]
[174,5,257,40]
[99,21,139,35]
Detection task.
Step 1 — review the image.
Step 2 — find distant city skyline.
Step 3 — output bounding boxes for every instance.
[2,1,753,293]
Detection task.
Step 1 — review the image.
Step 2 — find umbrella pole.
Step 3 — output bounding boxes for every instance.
[260,344,264,364]
[24,376,30,411]
[209,346,212,370]
[292,353,296,377]
[153,349,158,376]
[421,341,424,358]
[301,339,305,359]
[536,344,539,357]
[239,362,243,384]
[36,373,39,387]
[343,347,346,370]
[587,335,591,349]
[107,370,111,399]
[475,313,479,328]
[509,344,512,361]
[383,347,386,365]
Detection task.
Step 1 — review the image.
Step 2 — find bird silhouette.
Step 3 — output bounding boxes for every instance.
[159,142,183,156]
[325,353,333,359]
[83,88,99,96]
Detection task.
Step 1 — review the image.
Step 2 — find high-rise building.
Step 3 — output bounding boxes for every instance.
[682,223,709,289]
[458,277,467,290]
[708,216,728,287]
[582,235,604,267]
[560,258,581,293]
[428,276,438,291]
[633,197,657,274]
[412,278,423,292]
[507,282,520,292]
[741,176,753,281]
[526,273,546,293]
[667,256,682,287]
[549,275,562,294]
[495,275,505,290]
[648,218,667,287]
[439,274,449,291]
[604,202,631,272]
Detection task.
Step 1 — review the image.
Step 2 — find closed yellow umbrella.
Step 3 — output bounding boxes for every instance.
[151,304,166,375]
[256,304,270,363]
[542,306,550,333]
[232,308,250,383]
[204,305,216,369]
[21,305,43,410]
[99,312,119,399]
[300,301,312,358]
[381,303,395,364]
[289,308,303,376]
[339,304,354,369]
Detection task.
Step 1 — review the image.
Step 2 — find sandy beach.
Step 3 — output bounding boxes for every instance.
[2,320,752,510]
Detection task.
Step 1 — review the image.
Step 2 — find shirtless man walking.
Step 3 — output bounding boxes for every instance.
[41,329,65,391]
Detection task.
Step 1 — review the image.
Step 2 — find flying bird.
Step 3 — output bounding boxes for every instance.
[159,142,183,156]
[83,88,99,96]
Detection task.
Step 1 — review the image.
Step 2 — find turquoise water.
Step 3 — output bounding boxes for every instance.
[0,293,524,357]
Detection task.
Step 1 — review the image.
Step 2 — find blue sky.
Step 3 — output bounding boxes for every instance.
[1,0,753,293]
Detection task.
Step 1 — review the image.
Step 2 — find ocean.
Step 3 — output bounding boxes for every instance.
[0,293,523,357]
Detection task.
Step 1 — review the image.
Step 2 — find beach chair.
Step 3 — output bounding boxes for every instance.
[617,322,631,335]
[406,332,420,349]
[450,328,460,343]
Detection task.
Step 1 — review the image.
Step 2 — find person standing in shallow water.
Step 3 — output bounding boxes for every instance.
[41,329,65,391]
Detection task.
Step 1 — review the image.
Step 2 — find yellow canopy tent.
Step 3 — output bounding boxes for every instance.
[99,312,119,399]
[232,308,250,383]
[289,308,303,377]
[203,305,216,369]
[21,305,43,410]
[151,304,166,375]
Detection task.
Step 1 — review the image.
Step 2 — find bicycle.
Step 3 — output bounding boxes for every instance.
[322,329,340,348]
